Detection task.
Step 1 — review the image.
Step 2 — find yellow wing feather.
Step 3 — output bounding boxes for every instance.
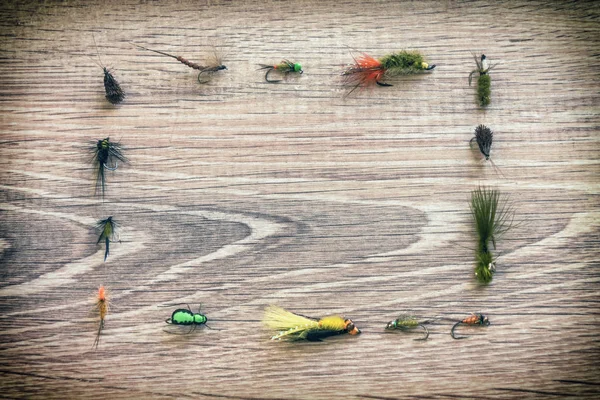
[263,305,319,340]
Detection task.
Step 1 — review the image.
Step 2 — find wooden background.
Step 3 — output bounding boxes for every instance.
[1,0,599,398]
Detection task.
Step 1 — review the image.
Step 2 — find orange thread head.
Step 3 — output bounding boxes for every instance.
[344,319,361,335]
[97,286,106,301]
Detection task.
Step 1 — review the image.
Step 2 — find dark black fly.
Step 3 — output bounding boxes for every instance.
[91,137,127,199]
[471,124,493,160]
[92,35,125,104]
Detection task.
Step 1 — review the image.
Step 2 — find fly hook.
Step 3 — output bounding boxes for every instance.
[451,313,490,339]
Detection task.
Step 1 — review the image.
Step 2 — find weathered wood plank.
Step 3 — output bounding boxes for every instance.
[0,0,599,398]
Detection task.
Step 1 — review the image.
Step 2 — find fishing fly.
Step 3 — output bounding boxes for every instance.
[342,49,436,94]
[93,286,109,349]
[470,124,504,177]
[95,216,119,262]
[133,44,227,83]
[163,304,212,334]
[470,187,515,284]
[385,315,429,340]
[451,313,490,340]
[92,35,125,104]
[263,305,360,342]
[258,60,303,83]
[468,53,496,107]
[91,137,127,199]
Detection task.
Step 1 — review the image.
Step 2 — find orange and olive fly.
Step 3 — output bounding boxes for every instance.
[133,44,227,83]
[93,286,109,349]
[258,60,303,83]
[342,50,436,95]
[263,305,360,342]
[451,313,490,340]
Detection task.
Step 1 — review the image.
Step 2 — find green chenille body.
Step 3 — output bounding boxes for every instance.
[379,51,427,75]
[477,74,491,106]
[387,316,419,330]
[171,309,207,325]
[475,251,494,284]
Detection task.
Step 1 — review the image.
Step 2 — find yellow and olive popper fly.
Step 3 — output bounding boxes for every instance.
[468,53,496,107]
[258,60,303,83]
[385,315,429,341]
[342,50,435,95]
[91,137,127,199]
[470,187,515,284]
[451,313,490,340]
[95,216,119,262]
[263,305,360,342]
[133,44,227,83]
[93,286,109,349]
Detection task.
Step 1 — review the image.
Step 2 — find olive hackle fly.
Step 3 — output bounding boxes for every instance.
[468,53,497,107]
[451,313,490,339]
[258,60,303,83]
[133,43,227,83]
[91,137,127,199]
[263,305,360,342]
[95,216,119,262]
[91,35,125,105]
[470,187,515,284]
[342,49,436,95]
[162,303,214,334]
[385,315,429,340]
[93,286,109,349]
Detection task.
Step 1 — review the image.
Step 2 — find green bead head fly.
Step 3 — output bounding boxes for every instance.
[258,59,304,83]
[385,315,429,340]
[342,50,435,95]
[95,216,119,262]
[91,137,127,199]
[468,53,496,107]
[470,187,515,284]
[163,304,211,334]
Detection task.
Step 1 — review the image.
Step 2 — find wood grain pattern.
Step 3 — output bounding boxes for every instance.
[1,1,599,398]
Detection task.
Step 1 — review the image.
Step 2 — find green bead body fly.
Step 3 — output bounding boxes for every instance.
[258,60,303,83]
[164,304,210,334]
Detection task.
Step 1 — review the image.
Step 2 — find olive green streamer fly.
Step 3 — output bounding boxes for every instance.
[91,137,127,199]
[342,49,435,94]
[95,216,119,262]
[468,53,496,107]
[470,187,515,283]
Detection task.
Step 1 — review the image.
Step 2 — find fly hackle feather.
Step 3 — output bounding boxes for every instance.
[95,216,119,261]
[91,137,127,199]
